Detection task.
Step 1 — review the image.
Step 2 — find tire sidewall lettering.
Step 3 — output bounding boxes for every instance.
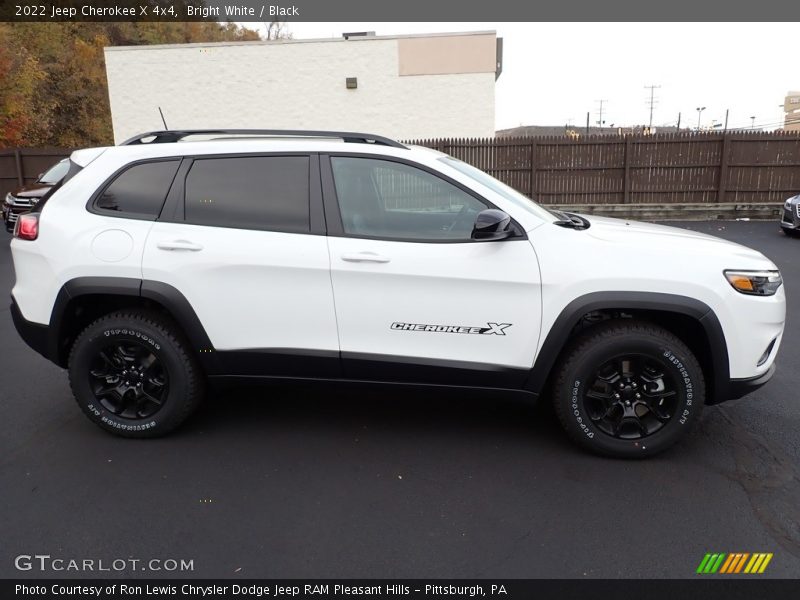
[102,328,161,351]
[662,348,695,424]
[570,379,594,439]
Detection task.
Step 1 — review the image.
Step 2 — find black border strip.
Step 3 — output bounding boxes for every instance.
[3,1,799,22]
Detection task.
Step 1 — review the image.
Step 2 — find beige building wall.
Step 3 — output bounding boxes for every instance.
[784,91,800,132]
[104,32,498,143]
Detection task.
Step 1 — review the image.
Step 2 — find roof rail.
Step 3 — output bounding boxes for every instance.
[119,129,407,149]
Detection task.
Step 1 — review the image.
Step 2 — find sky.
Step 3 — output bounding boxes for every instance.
[248,22,798,132]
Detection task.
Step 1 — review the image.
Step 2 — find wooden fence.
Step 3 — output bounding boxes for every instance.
[3,132,800,206]
[409,132,800,205]
[0,148,72,199]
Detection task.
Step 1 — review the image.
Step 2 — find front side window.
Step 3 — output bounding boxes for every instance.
[184,156,310,232]
[438,156,554,222]
[95,160,180,219]
[330,157,488,241]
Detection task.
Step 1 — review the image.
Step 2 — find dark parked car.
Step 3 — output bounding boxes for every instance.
[781,193,800,237]
[3,158,69,232]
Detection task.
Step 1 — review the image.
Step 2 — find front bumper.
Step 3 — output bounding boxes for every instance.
[726,364,776,401]
[3,198,35,230]
[781,206,799,230]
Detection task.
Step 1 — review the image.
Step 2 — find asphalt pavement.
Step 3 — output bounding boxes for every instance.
[1,220,798,579]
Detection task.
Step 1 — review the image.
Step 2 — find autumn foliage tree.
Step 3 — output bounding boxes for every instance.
[0,21,263,148]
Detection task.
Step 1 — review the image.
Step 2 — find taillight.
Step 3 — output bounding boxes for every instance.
[14,213,39,240]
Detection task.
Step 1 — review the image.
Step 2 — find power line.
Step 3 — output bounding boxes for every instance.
[736,114,800,130]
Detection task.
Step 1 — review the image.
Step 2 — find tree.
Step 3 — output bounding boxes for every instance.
[0,20,265,148]
[0,24,47,146]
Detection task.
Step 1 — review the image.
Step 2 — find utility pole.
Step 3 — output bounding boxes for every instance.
[696,106,706,131]
[750,116,756,130]
[586,112,590,135]
[644,84,661,129]
[595,99,607,129]
[677,112,681,130]
[723,109,729,132]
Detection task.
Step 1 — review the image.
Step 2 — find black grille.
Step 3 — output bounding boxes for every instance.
[8,195,33,208]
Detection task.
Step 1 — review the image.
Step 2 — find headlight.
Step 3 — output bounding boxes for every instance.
[724,270,783,296]
[787,198,795,210]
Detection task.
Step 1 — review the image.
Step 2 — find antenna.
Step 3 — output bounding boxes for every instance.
[158,107,169,130]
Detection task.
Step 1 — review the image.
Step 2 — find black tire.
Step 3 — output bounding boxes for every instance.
[68,310,205,438]
[552,320,704,458]
[782,228,799,237]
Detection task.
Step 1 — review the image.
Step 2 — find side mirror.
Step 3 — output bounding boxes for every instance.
[472,209,513,240]
[37,172,44,180]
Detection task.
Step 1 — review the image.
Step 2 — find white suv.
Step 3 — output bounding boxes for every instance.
[9,130,786,457]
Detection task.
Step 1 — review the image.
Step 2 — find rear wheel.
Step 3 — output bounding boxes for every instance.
[68,310,204,437]
[552,320,704,458]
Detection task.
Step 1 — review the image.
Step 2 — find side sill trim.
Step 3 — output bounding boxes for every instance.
[207,374,539,399]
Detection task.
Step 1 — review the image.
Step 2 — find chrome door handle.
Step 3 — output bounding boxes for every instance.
[341,252,391,263]
[156,240,204,252]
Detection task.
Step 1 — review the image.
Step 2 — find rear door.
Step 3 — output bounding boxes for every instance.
[142,153,340,377]
[323,154,542,388]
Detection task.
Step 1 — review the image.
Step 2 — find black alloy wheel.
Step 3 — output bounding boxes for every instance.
[584,354,678,440]
[88,342,169,419]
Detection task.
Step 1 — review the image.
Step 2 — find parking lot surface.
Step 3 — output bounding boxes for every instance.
[1,220,798,579]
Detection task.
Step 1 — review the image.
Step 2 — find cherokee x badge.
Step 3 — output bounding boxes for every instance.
[391,322,512,335]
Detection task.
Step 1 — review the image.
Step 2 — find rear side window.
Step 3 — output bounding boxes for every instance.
[95,160,180,219]
[184,156,310,233]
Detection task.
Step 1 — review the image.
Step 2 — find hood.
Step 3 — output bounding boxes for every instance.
[578,214,772,264]
[10,182,53,199]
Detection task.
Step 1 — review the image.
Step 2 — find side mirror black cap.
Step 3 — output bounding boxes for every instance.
[472,209,512,240]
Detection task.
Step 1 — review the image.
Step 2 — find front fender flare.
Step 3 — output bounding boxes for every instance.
[525,291,730,404]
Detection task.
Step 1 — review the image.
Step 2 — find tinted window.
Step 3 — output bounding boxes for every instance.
[330,157,487,241]
[96,160,180,218]
[185,156,310,232]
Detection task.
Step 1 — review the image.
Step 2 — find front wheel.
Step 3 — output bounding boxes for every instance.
[552,320,705,458]
[68,310,205,438]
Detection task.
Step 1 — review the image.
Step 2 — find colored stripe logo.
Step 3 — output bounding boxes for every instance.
[696,552,773,574]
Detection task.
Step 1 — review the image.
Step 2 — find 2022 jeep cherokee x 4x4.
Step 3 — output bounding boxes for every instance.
[9,129,786,457]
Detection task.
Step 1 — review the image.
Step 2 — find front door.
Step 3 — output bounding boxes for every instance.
[324,155,542,388]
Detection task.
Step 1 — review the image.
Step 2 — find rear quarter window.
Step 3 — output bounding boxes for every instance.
[94,160,181,219]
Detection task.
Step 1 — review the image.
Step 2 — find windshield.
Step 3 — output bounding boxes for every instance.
[38,159,70,185]
[438,156,556,222]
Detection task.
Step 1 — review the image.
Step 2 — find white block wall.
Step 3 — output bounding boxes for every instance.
[104,38,496,143]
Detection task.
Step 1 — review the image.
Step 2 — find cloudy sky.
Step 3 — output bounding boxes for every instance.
[252,22,797,132]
